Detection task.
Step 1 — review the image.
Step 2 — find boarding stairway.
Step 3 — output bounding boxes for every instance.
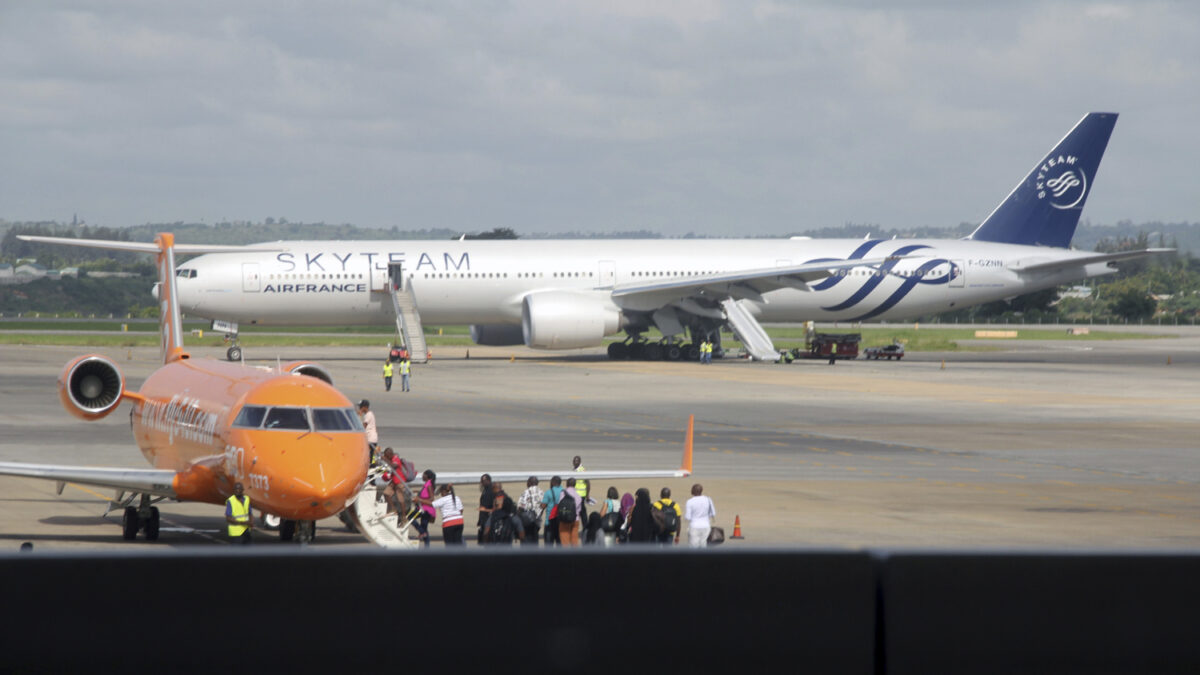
[345,468,420,549]
[720,298,779,361]
[387,265,429,363]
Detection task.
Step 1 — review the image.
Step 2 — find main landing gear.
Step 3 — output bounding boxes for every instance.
[607,338,711,362]
[118,494,161,541]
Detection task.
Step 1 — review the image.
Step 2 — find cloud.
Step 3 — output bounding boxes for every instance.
[0,1,1196,233]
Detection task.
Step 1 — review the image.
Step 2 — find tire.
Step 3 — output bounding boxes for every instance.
[607,342,627,360]
[280,519,296,542]
[643,342,662,361]
[122,506,140,541]
[227,346,242,362]
[627,342,645,360]
[683,343,699,361]
[664,344,682,361]
[144,507,160,541]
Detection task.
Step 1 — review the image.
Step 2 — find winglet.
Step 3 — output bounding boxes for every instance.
[681,414,694,475]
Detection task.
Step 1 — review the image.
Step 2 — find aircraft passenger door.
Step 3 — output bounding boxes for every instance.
[598,260,616,289]
[369,263,389,292]
[949,261,965,288]
[242,263,261,292]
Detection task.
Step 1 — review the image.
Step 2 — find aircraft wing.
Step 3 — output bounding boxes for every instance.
[1010,248,1175,274]
[427,468,691,488]
[410,418,695,488]
[610,254,908,305]
[0,462,178,498]
[16,235,280,255]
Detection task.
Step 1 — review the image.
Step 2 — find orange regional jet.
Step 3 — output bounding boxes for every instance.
[0,233,370,542]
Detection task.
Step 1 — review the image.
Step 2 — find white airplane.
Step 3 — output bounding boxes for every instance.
[25,113,1169,362]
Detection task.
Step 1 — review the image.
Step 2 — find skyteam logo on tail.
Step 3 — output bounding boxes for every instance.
[1036,155,1088,209]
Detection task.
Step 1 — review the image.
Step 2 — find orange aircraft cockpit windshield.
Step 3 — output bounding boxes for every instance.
[221,376,370,521]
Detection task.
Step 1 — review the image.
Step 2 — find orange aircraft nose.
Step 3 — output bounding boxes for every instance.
[243,431,369,521]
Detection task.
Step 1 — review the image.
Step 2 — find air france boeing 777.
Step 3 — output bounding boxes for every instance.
[24,113,1170,362]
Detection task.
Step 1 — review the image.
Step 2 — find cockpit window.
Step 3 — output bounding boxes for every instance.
[313,407,361,431]
[263,407,310,430]
[232,405,267,428]
[233,406,363,432]
[175,268,198,278]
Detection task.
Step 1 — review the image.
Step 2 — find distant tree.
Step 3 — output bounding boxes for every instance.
[1105,280,1157,321]
[461,227,519,240]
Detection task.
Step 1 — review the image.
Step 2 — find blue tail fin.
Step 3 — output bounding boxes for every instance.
[968,112,1117,248]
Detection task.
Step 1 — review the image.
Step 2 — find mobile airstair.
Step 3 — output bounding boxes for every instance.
[346,469,421,549]
[720,298,779,361]
[387,264,429,363]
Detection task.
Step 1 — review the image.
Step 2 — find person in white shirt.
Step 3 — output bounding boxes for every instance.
[683,483,716,548]
[358,399,379,459]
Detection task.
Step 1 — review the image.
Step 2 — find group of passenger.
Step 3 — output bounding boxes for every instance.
[464,459,717,549]
[361,419,720,549]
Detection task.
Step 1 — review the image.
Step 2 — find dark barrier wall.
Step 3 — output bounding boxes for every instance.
[1,549,876,674]
[5,549,1199,673]
[882,553,1200,675]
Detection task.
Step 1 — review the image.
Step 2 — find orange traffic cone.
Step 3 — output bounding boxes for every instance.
[731,515,744,539]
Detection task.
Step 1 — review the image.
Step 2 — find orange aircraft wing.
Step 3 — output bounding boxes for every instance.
[0,462,178,498]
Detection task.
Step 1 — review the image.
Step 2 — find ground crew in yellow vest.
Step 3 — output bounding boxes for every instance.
[828,341,838,366]
[572,455,592,538]
[382,360,394,391]
[225,482,253,545]
[400,358,411,392]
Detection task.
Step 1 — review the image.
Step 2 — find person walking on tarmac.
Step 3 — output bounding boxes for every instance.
[225,482,253,545]
[382,360,394,392]
[399,357,411,392]
[828,340,838,365]
[653,487,683,545]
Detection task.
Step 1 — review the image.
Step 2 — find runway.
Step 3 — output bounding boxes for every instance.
[2,329,1198,550]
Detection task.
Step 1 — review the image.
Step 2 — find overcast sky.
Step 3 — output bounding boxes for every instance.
[2,1,1197,236]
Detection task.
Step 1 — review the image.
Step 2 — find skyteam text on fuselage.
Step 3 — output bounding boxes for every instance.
[26,113,1171,362]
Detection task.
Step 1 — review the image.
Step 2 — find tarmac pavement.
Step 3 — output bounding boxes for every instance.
[1,328,1198,551]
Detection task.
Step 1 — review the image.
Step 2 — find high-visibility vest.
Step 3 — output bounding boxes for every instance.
[399,361,411,375]
[383,362,394,377]
[227,495,251,537]
[573,466,588,498]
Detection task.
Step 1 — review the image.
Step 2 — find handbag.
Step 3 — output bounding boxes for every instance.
[707,526,725,546]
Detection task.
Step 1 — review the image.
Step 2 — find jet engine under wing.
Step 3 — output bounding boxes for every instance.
[0,462,178,498]
[610,255,907,310]
[1009,248,1175,274]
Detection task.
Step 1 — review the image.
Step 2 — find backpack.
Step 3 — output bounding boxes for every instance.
[600,511,622,533]
[653,500,679,534]
[396,458,417,482]
[489,513,513,543]
[556,492,578,523]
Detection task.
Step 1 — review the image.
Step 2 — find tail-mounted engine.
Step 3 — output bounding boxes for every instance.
[58,355,126,420]
[282,361,334,385]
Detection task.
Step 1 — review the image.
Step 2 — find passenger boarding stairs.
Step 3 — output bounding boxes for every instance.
[346,467,421,549]
[388,265,428,363]
[720,298,779,361]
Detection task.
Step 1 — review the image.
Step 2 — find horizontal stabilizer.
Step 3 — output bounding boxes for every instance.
[1011,248,1174,274]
